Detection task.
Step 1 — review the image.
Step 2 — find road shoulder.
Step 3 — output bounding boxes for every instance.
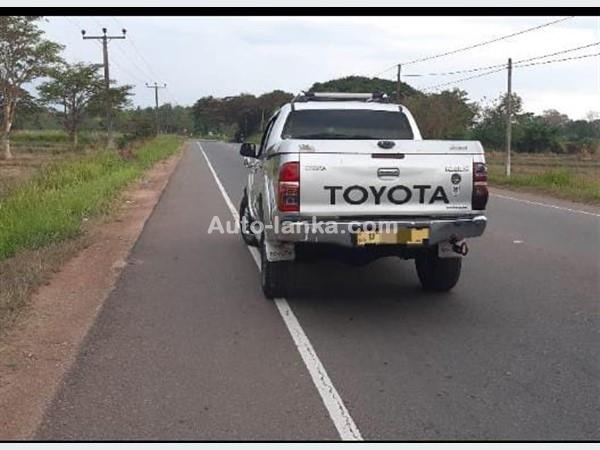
[0,145,185,439]
[489,186,600,216]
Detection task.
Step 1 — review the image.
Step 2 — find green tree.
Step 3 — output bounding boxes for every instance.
[257,90,293,129]
[191,92,293,141]
[405,89,477,139]
[0,16,63,158]
[87,84,133,122]
[1,88,54,129]
[472,93,524,149]
[192,96,228,135]
[38,62,104,147]
[540,109,570,128]
[515,113,562,153]
[222,94,261,141]
[157,104,193,135]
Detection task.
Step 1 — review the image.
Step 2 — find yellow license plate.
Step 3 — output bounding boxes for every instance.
[356,228,429,246]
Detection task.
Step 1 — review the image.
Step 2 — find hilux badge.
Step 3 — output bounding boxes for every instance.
[298,143,315,151]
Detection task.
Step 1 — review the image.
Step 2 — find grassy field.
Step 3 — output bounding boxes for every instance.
[486,151,600,205]
[10,129,112,153]
[0,135,183,261]
[0,130,119,198]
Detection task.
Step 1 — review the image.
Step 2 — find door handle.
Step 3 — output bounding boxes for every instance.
[377,167,400,178]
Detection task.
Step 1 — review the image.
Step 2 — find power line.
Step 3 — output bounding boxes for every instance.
[62,18,145,89]
[374,16,574,76]
[165,87,179,106]
[404,41,600,77]
[110,17,158,81]
[111,42,154,84]
[513,51,600,69]
[421,51,599,91]
[110,16,182,106]
[108,52,147,85]
[65,16,180,107]
[422,67,506,92]
[111,16,162,81]
[63,16,84,31]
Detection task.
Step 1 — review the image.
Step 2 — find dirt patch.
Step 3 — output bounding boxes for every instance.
[0,238,89,335]
[0,145,185,439]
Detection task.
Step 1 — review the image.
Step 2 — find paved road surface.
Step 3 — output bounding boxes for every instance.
[38,141,600,440]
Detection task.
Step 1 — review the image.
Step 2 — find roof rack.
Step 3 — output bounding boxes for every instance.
[291,91,389,105]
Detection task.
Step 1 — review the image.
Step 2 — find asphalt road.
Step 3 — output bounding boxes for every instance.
[38,141,600,440]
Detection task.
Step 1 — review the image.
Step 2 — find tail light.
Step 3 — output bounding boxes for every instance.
[278,162,300,212]
[472,162,488,210]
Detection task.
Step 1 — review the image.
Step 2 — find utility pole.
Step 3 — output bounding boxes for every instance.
[81,27,126,149]
[396,64,402,103]
[505,57,512,177]
[146,82,167,135]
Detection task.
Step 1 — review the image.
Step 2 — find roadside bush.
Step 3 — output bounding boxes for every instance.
[564,138,600,156]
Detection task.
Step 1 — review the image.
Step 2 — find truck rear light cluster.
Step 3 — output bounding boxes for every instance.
[472,162,489,210]
[278,162,300,212]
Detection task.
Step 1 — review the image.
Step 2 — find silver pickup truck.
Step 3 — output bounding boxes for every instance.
[239,92,488,298]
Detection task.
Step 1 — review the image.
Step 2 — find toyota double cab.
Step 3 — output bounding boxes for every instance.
[238,92,488,298]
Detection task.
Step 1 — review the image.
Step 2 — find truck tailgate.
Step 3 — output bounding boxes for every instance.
[299,152,474,217]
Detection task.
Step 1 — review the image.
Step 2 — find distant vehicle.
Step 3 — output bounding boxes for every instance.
[239,92,488,298]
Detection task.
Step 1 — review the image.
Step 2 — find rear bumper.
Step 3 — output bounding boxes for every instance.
[266,215,487,247]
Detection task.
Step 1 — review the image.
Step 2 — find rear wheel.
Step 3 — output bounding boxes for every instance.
[415,247,462,292]
[260,240,291,299]
[239,190,258,247]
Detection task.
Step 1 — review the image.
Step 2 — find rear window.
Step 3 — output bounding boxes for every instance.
[281,109,414,140]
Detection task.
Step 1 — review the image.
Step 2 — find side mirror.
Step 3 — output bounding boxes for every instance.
[240,142,257,158]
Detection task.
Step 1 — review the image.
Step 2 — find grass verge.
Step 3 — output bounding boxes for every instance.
[488,165,600,205]
[0,134,183,333]
[0,135,183,261]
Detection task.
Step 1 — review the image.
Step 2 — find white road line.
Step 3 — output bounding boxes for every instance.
[198,142,363,441]
[492,193,600,218]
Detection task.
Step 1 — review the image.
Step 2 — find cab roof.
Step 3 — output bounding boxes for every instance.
[289,101,405,111]
[286,92,405,112]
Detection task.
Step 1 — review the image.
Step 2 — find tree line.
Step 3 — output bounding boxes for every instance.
[191,76,599,155]
[2,17,598,157]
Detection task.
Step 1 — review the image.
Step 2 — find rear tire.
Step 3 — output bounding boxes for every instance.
[415,247,462,292]
[260,240,291,299]
[239,190,258,247]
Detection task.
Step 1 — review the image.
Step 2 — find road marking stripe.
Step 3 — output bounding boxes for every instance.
[492,193,600,218]
[198,142,363,441]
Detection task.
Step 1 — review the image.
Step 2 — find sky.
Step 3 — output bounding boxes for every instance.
[38,15,600,120]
